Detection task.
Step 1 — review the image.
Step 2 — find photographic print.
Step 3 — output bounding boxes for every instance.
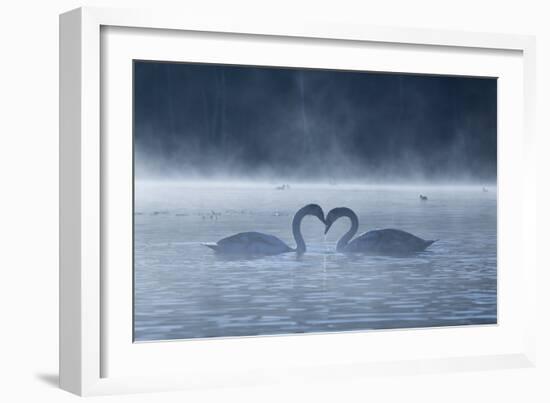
[133,61,497,342]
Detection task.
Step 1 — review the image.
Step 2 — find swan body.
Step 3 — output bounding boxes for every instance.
[325,207,436,255]
[203,232,293,255]
[204,204,325,256]
[343,228,435,254]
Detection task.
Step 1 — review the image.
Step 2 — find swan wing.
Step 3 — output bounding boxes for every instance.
[346,229,435,255]
[206,232,293,255]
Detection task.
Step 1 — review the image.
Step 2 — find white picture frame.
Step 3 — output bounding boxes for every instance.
[59,6,537,396]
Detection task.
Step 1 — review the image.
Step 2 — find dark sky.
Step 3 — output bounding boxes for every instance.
[134,61,497,183]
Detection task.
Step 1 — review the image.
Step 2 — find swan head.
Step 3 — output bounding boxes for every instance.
[302,203,325,224]
[324,207,349,234]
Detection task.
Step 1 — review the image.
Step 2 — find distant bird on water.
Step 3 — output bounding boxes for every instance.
[324,207,436,255]
[419,194,428,201]
[203,204,325,256]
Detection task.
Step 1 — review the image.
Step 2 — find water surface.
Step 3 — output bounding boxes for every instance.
[134,182,496,341]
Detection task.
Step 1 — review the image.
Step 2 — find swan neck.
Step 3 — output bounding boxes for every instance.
[292,207,308,254]
[337,209,359,251]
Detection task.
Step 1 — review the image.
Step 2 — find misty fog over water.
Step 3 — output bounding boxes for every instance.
[134,62,496,184]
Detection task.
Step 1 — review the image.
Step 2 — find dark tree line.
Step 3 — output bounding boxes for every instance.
[134,61,497,181]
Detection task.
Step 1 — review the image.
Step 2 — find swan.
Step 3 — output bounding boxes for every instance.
[203,204,325,256]
[324,207,436,255]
